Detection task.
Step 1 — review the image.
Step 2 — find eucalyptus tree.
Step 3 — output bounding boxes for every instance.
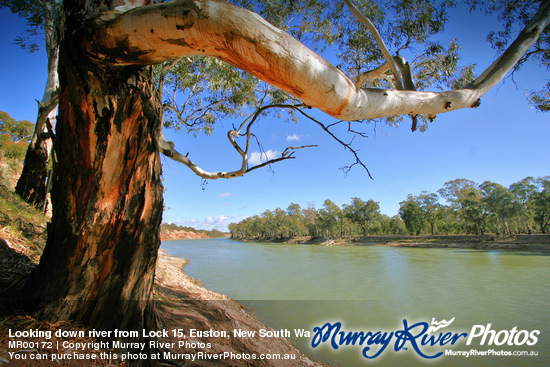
[532,176,550,234]
[509,177,538,234]
[0,111,34,160]
[399,195,425,235]
[343,197,381,236]
[318,199,342,237]
[468,0,550,112]
[1,0,61,207]
[417,191,443,235]
[480,181,515,235]
[14,0,550,338]
[439,178,485,233]
[286,202,307,236]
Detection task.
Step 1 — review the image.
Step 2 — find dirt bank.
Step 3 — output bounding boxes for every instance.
[153,251,320,366]
[232,234,550,250]
[0,241,320,366]
[159,230,210,241]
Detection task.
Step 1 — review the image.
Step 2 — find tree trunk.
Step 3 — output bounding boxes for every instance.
[15,9,59,209]
[15,69,58,209]
[22,3,164,333]
[15,137,50,208]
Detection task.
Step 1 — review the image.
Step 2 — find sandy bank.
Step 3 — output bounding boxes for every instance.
[159,230,210,241]
[0,241,320,366]
[231,234,550,250]
[152,250,321,366]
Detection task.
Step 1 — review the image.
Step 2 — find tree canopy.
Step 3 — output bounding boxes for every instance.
[229,175,550,237]
[128,0,550,179]
[0,110,33,160]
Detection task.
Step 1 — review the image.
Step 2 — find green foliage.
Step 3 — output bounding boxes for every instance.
[157,56,277,136]
[467,0,550,112]
[480,181,515,235]
[0,111,33,161]
[343,197,381,235]
[531,177,550,234]
[399,195,425,235]
[157,0,537,139]
[0,0,60,53]
[230,175,550,238]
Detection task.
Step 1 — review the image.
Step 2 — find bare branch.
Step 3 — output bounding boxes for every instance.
[246,145,318,173]
[291,108,373,179]
[159,103,317,179]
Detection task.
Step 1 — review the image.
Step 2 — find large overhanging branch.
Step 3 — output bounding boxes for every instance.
[93,0,550,121]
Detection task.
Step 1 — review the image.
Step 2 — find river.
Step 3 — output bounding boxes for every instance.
[161,237,550,366]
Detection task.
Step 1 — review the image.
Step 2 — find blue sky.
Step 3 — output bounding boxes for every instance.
[1,4,549,231]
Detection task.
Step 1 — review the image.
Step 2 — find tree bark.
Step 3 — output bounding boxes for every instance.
[22,0,163,333]
[15,138,49,208]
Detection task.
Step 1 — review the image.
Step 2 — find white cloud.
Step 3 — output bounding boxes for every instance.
[249,149,280,165]
[218,192,235,198]
[287,133,301,142]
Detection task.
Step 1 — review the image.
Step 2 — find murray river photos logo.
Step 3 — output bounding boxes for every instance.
[310,318,540,359]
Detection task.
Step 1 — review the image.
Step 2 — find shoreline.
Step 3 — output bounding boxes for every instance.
[155,250,321,366]
[230,234,550,250]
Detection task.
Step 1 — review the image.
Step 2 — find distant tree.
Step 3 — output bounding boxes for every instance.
[286,203,306,236]
[509,177,538,234]
[318,199,342,237]
[399,195,425,235]
[0,111,34,160]
[462,191,487,235]
[439,179,488,234]
[302,202,320,237]
[343,197,381,236]
[480,181,515,235]
[532,177,550,234]
[417,191,443,235]
[388,215,407,235]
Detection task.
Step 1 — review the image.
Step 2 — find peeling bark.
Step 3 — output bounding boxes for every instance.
[23,1,163,333]
[93,0,550,121]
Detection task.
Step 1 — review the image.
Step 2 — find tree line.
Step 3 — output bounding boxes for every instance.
[229,177,550,238]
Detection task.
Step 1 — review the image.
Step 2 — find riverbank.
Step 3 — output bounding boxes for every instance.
[231,234,550,250]
[160,226,230,241]
[160,229,210,241]
[0,184,319,366]
[153,251,320,366]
